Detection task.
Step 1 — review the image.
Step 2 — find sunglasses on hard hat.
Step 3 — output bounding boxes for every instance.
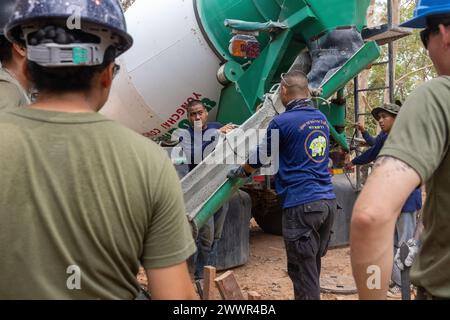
[420,22,450,49]
[420,26,439,49]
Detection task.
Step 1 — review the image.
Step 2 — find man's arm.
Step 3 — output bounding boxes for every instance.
[146,262,198,300]
[351,134,385,166]
[362,130,376,146]
[351,156,421,299]
[227,120,278,178]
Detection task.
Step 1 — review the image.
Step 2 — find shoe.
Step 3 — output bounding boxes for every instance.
[195,279,204,299]
[387,285,401,299]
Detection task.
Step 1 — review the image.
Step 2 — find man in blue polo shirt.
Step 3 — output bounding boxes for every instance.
[177,100,235,296]
[228,70,338,300]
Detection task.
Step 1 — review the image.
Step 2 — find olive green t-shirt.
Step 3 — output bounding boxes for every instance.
[379,76,450,298]
[0,108,196,299]
[0,67,30,110]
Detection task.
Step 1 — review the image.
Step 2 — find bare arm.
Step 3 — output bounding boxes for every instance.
[350,156,421,299]
[146,261,198,300]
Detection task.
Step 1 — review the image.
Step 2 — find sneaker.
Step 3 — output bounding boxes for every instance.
[387,285,401,299]
[195,279,204,299]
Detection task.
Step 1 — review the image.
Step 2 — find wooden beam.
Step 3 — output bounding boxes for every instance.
[203,266,217,300]
[215,271,244,300]
[247,291,262,300]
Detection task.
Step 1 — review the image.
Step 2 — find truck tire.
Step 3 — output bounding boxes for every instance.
[241,187,283,236]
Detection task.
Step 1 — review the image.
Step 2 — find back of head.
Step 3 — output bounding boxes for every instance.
[281,70,310,97]
[4,0,133,93]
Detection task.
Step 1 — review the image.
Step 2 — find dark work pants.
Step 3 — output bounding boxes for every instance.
[282,199,337,300]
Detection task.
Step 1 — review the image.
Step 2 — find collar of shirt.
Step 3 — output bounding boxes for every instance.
[285,98,313,111]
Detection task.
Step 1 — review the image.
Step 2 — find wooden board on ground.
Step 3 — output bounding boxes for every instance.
[203,266,216,300]
[215,271,244,300]
[247,291,261,300]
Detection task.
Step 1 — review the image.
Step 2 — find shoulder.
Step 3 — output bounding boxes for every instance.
[0,80,22,100]
[399,77,450,121]
[104,121,170,161]
[406,77,450,104]
[208,122,223,129]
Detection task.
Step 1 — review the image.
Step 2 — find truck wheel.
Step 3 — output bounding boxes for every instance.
[241,187,282,236]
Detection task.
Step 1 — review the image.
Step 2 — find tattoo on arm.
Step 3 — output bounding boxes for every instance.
[374,156,414,172]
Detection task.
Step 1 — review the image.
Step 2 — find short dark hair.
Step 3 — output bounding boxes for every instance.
[281,70,309,94]
[27,26,116,94]
[186,99,205,113]
[427,14,450,28]
[0,36,13,64]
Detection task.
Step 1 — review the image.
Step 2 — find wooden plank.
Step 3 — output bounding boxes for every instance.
[247,291,261,300]
[203,266,216,300]
[215,271,244,300]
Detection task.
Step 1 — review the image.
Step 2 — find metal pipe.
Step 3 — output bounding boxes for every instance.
[387,0,395,103]
[356,86,390,92]
[354,77,359,125]
[353,76,361,190]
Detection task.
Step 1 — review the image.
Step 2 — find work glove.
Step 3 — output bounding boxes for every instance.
[395,238,420,271]
[309,87,323,97]
[227,166,251,179]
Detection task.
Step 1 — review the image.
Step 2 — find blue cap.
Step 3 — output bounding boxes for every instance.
[401,0,450,28]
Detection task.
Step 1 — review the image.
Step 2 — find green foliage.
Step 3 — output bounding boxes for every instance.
[120,0,135,11]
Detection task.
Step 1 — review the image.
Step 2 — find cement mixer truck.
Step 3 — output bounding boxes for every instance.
[102,0,409,269]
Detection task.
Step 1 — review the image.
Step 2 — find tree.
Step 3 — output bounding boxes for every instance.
[346,0,436,137]
[120,0,135,11]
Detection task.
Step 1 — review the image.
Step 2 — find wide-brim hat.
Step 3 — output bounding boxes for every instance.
[371,103,401,121]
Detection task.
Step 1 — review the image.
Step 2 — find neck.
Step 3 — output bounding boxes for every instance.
[3,60,30,92]
[31,92,99,113]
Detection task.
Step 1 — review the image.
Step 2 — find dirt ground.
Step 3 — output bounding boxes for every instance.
[138,220,361,300]
[229,222,359,300]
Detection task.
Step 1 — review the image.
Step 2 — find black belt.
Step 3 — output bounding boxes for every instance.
[416,287,448,300]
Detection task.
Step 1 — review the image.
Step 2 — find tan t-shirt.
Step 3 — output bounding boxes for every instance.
[0,67,30,110]
[0,108,195,299]
[379,76,450,298]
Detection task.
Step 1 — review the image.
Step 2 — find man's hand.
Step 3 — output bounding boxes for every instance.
[353,122,366,133]
[395,239,420,271]
[344,154,354,170]
[227,166,251,179]
[309,87,323,97]
[219,124,237,134]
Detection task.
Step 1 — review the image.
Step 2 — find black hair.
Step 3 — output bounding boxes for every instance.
[281,70,309,89]
[427,14,450,28]
[0,35,13,64]
[27,25,115,94]
[186,99,205,113]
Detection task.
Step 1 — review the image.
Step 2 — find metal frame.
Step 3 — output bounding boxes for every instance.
[353,0,396,190]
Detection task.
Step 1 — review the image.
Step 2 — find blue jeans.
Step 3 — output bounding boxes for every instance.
[392,211,417,287]
[194,201,229,280]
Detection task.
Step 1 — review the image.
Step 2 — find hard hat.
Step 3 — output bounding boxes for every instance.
[5,0,133,66]
[0,0,17,36]
[400,0,450,28]
[371,103,401,121]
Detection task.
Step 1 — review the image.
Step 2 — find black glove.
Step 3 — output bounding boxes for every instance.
[227,166,251,179]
